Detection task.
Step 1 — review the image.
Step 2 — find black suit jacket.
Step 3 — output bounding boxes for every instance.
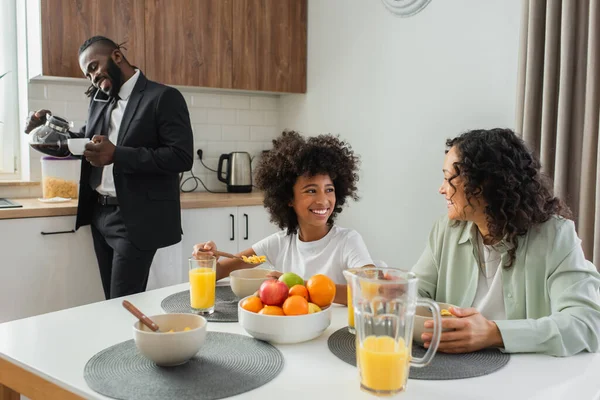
[74,72,194,250]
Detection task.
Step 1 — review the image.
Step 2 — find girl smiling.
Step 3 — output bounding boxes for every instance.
[193,131,373,305]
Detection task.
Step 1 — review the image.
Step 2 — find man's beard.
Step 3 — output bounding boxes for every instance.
[105,58,123,97]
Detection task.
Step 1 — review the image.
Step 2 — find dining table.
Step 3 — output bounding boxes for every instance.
[0,280,599,400]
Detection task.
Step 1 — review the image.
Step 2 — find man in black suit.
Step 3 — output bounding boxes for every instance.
[25,36,194,299]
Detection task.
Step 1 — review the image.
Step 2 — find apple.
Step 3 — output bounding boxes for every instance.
[279,272,304,288]
[259,279,289,306]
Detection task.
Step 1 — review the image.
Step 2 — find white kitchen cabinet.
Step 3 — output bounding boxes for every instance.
[181,207,240,258]
[0,216,104,324]
[0,205,277,323]
[236,206,279,252]
[179,205,278,272]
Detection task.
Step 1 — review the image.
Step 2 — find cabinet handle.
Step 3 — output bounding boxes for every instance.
[229,214,235,241]
[41,230,75,236]
[244,213,249,240]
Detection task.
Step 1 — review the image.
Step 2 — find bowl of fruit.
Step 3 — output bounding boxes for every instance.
[238,273,335,344]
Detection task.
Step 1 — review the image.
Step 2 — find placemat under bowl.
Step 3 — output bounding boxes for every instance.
[161,286,238,322]
[327,327,510,380]
[84,332,284,400]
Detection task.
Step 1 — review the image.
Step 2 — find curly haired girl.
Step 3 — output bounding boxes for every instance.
[413,128,600,357]
[193,131,373,305]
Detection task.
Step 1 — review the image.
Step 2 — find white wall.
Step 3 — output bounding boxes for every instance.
[279,0,521,268]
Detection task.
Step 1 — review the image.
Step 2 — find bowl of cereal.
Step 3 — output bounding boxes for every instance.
[412,302,457,345]
[230,267,272,298]
[133,313,207,366]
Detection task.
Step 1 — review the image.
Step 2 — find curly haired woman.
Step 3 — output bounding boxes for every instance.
[193,131,373,305]
[413,128,600,357]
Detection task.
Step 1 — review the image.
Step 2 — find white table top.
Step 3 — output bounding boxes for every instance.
[1,282,599,400]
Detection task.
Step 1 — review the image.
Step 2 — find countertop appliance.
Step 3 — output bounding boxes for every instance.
[217,152,252,193]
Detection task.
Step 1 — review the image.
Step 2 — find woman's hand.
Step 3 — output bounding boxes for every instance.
[192,241,218,260]
[421,307,504,353]
[266,270,283,279]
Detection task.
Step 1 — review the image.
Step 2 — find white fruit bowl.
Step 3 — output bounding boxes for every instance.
[237,296,332,344]
[133,313,207,366]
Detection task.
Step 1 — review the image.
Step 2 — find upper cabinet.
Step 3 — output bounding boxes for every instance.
[144,0,233,89]
[40,0,146,78]
[34,0,307,93]
[232,0,307,93]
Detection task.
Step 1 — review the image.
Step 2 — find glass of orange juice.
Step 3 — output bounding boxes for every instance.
[347,285,355,333]
[349,268,442,396]
[344,268,380,334]
[188,255,216,315]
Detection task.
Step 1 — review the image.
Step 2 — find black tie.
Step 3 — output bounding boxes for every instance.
[89,95,119,190]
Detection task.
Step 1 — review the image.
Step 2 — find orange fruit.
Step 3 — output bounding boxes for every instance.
[288,284,309,301]
[282,295,309,315]
[306,274,336,307]
[259,305,285,316]
[241,296,263,313]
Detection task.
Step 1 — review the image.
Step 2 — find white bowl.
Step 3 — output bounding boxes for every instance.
[238,296,332,344]
[412,302,457,345]
[230,268,272,298]
[133,313,207,366]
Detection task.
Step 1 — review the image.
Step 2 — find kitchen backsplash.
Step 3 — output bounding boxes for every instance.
[0,82,281,199]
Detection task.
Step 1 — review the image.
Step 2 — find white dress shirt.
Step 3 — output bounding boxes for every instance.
[95,69,140,197]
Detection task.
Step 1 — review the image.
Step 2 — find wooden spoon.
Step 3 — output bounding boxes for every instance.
[197,249,264,265]
[122,300,160,332]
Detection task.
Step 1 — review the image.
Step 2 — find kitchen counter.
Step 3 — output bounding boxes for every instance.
[0,191,265,220]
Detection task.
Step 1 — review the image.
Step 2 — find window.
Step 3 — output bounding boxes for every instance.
[0,0,20,177]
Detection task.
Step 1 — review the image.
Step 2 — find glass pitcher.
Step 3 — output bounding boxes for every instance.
[28,113,74,158]
[343,267,442,397]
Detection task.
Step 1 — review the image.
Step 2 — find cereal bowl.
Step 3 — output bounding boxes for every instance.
[237,296,332,344]
[230,268,272,298]
[412,302,457,345]
[133,313,207,366]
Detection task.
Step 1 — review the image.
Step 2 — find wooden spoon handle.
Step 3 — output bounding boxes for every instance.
[122,300,160,332]
[196,248,242,261]
[196,249,263,265]
[213,250,243,260]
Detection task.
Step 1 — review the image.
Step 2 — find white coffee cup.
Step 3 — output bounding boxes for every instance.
[67,138,91,156]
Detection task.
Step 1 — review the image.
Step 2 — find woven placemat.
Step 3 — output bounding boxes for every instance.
[327,327,510,380]
[161,286,238,322]
[84,332,284,400]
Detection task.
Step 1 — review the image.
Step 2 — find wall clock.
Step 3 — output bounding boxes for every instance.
[380,0,432,18]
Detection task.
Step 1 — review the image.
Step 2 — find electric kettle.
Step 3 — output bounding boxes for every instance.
[217,152,252,193]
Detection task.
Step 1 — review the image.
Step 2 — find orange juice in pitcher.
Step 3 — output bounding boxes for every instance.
[347,267,442,396]
[358,336,410,393]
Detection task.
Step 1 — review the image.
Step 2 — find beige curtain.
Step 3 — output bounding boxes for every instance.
[516,0,600,267]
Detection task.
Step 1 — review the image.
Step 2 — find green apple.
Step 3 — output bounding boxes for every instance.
[278,272,304,288]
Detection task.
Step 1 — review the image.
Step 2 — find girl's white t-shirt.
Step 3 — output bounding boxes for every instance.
[252,225,373,284]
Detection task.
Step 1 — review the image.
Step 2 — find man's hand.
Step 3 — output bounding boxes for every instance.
[421,307,504,353]
[83,135,116,167]
[24,109,51,134]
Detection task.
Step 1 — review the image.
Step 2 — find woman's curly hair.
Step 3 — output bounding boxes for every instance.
[255,130,360,234]
[446,128,572,268]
